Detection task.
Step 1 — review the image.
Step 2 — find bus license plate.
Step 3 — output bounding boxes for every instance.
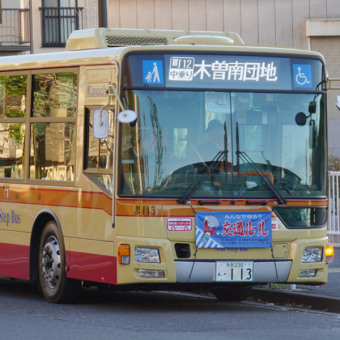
[215,261,254,282]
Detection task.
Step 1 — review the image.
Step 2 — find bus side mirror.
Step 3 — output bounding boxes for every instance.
[117,110,137,124]
[295,112,307,126]
[336,95,340,111]
[309,119,315,149]
[308,101,316,114]
[93,108,109,139]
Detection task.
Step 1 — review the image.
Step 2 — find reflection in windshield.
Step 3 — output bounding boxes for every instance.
[119,90,326,199]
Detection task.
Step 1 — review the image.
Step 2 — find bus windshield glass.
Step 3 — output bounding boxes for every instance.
[119,54,326,199]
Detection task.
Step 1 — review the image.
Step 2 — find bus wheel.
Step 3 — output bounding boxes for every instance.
[211,286,252,302]
[38,221,80,303]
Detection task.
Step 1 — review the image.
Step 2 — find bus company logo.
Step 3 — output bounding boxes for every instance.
[166,217,192,232]
[293,64,312,88]
[87,84,109,97]
[0,209,20,227]
[143,60,164,84]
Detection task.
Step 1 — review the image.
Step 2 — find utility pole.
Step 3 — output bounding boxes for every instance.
[101,0,108,28]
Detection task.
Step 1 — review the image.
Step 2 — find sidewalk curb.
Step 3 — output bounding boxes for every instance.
[248,288,340,314]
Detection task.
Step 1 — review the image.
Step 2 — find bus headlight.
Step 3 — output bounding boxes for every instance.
[135,247,160,263]
[301,247,322,263]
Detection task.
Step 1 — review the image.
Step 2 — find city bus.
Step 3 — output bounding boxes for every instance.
[0,28,334,303]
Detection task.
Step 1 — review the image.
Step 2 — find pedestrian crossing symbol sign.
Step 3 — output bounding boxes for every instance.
[143,60,164,85]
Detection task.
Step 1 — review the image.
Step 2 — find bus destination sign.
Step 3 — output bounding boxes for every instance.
[134,54,323,91]
[165,55,291,90]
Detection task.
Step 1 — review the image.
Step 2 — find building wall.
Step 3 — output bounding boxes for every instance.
[107,0,340,158]
[30,0,100,54]
[107,0,340,48]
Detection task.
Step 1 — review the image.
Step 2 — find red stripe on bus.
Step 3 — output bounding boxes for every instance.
[66,250,117,285]
[0,243,30,280]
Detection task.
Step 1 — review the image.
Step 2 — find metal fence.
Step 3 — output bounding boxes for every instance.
[40,7,83,47]
[0,8,30,45]
[328,171,340,247]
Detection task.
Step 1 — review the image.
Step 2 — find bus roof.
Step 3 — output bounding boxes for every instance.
[0,28,325,71]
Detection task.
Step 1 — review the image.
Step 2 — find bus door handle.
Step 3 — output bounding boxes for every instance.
[246,200,268,205]
[198,200,221,205]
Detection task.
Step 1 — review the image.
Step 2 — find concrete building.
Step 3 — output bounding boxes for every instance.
[107,0,340,159]
[0,0,102,56]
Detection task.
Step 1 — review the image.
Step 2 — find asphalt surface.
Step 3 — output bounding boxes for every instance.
[249,247,340,313]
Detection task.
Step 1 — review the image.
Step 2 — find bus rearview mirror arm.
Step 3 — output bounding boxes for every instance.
[108,83,137,124]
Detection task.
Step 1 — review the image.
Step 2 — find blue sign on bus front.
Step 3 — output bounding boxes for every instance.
[143,60,164,84]
[195,211,272,249]
[293,64,313,88]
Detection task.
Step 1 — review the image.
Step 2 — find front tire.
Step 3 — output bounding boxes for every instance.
[39,221,80,303]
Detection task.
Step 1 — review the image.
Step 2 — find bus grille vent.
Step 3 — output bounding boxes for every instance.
[105,35,168,47]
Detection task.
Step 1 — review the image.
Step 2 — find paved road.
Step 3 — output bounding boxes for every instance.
[0,283,339,340]
[250,247,340,313]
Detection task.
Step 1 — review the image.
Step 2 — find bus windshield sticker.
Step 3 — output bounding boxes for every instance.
[293,64,312,88]
[166,217,193,232]
[143,60,164,84]
[195,211,272,248]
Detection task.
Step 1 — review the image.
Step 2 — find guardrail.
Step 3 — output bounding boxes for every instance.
[0,8,30,47]
[328,171,340,247]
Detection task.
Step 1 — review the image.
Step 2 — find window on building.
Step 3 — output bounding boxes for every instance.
[41,0,83,47]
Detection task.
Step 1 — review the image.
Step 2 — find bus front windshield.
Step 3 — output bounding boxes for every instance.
[119,90,327,199]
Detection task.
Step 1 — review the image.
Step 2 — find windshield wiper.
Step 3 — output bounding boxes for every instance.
[178,121,230,204]
[177,151,225,204]
[237,150,286,204]
[236,122,286,204]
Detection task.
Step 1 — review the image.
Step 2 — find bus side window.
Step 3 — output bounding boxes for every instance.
[30,71,77,181]
[0,74,27,179]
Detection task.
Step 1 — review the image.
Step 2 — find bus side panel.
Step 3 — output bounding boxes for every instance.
[65,238,117,285]
[65,251,117,284]
[0,242,29,280]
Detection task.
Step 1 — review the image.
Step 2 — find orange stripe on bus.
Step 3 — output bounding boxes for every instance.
[115,198,327,217]
[0,187,112,216]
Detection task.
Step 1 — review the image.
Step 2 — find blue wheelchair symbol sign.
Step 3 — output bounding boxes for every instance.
[293,64,312,88]
[143,60,164,85]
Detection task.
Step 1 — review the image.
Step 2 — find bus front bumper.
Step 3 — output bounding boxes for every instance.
[174,260,292,283]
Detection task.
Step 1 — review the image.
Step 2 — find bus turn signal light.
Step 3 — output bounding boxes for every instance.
[326,245,334,264]
[118,244,130,264]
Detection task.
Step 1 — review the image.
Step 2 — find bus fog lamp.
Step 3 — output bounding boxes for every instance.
[299,269,317,278]
[135,247,160,263]
[138,269,165,279]
[301,247,322,263]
